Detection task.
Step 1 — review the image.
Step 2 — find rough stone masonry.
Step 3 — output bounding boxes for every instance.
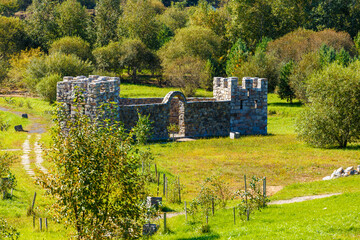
[56,75,268,140]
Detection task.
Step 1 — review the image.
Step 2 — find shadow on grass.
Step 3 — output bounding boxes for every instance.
[176,234,220,240]
[269,102,303,107]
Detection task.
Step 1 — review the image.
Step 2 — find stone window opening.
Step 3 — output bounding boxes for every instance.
[240,100,243,110]
[254,100,258,109]
[247,90,250,97]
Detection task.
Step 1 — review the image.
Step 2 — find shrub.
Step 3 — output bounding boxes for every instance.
[162,56,210,96]
[25,52,93,94]
[267,28,355,63]
[296,61,360,148]
[92,41,121,72]
[35,74,62,103]
[0,153,16,198]
[0,217,19,239]
[49,36,92,61]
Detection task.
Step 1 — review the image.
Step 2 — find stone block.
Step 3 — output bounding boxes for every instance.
[14,125,24,132]
[230,132,240,139]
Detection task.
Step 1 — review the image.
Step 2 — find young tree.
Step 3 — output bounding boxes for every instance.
[277,61,295,103]
[56,0,90,41]
[296,61,360,148]
[38,103,151,239]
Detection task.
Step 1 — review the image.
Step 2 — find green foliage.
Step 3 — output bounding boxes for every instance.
[0,153,16,197]
[160,25,221,63]
[92,41,121,72]
[289,52,322,103]
[0,0,18,17]
[0,114,10,131]
[0,16,27,58]
[167,123,180,140]
[277,61,295,103]
[38,102,151,239]
[0,217,19,239]
[158,2,188,33]
[232,48,279,92]
[49,36,92,61]
[120,38,155,82]
[319,44,336,67]
[162,56,210,96]
[35,73,62,103]
[25,52,93,91]
[296,61,360,148]
[118,0,162,50]
[225,38,249,76]
[25,0,59,50]
[94,0,121,47]
[235,176,268,221]
[56,0,90,41]
[133,112,153,144]
[267,28,355,63]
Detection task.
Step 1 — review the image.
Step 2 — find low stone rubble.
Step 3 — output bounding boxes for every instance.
[323,166,360,180]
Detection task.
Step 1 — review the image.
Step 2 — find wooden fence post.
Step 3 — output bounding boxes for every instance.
[155,164,157,178]
[45,218,48,231]
[33,215,35,228]
[233,207,236,225]
[212,198,215,216]
[164,213,167,232]
[263,177,267,207]
[244,175,247,204]
[39,218,42,231]
[32,192,36,211]
[178,177,181,203]
[185,201,187,222]
[163,174,166,196]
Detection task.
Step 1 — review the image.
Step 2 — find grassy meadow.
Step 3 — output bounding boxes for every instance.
[0,85,359,239]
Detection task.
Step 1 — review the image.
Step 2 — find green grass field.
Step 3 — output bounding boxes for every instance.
[0,86,359,239]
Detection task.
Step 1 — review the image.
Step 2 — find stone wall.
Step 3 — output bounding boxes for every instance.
[56,75,268,140]
[184,101,230,137]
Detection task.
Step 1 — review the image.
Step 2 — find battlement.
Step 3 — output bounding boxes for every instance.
[57,75,120,105]
[213,77,268,101]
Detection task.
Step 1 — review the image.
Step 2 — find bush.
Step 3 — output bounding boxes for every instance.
[35,73,62,103]
[296,61,360,148]
[0,153,16,198]
[49,36,92,61]
[289,52,322,103]
[162,56,210,96]
[0,217,19,239]
[267,28,355,63]
[92,41,122,72]
[25,52,93,93]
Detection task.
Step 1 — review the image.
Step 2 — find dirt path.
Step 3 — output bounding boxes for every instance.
[163,193,342,219]
[269,193,341,205]
[1,105,48,176]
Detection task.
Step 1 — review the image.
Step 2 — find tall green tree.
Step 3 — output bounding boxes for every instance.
[226,0,274,48]
[94,0,121,47]
[118,0,162,50]
[25,0,59,51]
[56,0,90,41]
[39,103,151,239]
[0,16,27,59]
[296,61,360,148]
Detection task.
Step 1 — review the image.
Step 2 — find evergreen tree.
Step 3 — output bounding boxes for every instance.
[277,61,295,103]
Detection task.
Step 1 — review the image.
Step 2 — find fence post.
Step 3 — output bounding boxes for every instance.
[163,174,166,196]
[244,175,247,204]
[32,192,37,211]
[263,177,267,207]
[33,215,35,228]
[233,207,236,225]
[155,164,157,178]
[45,218,48,231]
[39,218,42,231]
[165,177,168,198]
[178,177,181,203]
[185,201,187,222]
[246,208,250,221]
[164,213,167,232]
[212,198,215,216]
[157,173,160,196]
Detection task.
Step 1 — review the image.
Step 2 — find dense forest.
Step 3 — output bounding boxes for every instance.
[1,0,360,100]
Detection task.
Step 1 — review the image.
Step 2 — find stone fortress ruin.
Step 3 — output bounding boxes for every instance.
[56,75,268,140]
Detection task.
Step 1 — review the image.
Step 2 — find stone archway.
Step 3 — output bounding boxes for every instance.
[162,91,187,137]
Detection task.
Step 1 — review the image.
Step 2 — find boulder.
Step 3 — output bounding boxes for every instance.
[21,114,28,118]
[322,176,332,181]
